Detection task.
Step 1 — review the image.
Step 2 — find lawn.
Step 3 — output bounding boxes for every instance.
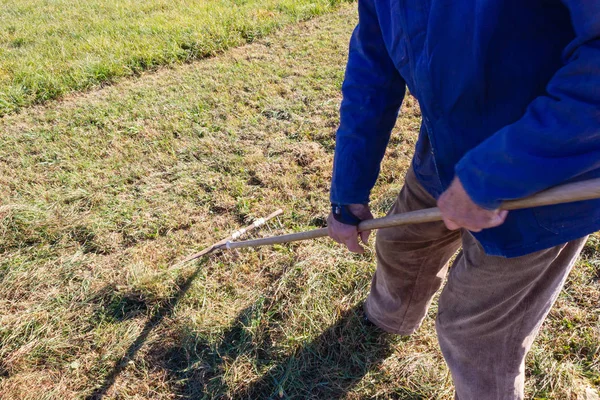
[0,0,349,116]
[0,3,598,399]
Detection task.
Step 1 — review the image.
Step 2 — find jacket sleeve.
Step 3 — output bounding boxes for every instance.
[330,0,406,205]
[455,1,600,209]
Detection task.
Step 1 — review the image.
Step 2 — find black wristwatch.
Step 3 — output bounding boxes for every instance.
[331,204,363,226]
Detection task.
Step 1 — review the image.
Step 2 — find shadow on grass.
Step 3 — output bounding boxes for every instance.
[151,301,394,399]
[86,259,208,400]
[90,284,154,323]
[237,304,394,399]
[86,255,395,399]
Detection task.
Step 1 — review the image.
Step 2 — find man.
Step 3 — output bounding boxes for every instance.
[327,0,600,398]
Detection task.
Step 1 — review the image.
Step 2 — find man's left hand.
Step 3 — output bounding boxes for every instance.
[437,177,508,232]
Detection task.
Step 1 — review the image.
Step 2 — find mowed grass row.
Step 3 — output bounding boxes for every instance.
[0,5,598,399]
[0,0,351,116]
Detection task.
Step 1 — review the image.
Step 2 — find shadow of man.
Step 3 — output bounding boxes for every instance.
[156,301,395,399]
[236,303,394,399]
[86,261,208,400]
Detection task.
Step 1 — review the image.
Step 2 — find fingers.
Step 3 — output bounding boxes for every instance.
[487,210,508,228]
[437,177,510,232]
[359,229,371,245]
[344,233,364,254]
[327,213,345,244]
[327,216,338,242]
[498,209,509,221]
[442,217,462,231]
[443,209,509,232]
[327,212,368,253]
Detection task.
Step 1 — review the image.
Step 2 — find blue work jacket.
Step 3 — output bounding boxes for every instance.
[330,0,600,257]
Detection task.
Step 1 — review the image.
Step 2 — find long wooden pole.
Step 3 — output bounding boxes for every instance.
[224,177,600,250]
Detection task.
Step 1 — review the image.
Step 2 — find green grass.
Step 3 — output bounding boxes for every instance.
[0,4,598,399]
[0,0,350,116]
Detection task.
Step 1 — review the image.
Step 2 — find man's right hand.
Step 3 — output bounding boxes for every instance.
[327,204,374,254]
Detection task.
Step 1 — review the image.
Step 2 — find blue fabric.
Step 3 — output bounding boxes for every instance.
[330,0,600,257]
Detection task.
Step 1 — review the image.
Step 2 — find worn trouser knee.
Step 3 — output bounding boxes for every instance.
[436,234,587,399]
[365,167,587,399]
[365,167,461,334]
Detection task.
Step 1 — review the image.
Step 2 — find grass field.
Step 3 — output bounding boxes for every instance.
[0,0,349,116]
[0,3,598,399]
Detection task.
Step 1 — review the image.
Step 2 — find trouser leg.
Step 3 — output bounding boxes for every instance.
[437,232,588,399]
[365,168,462,334]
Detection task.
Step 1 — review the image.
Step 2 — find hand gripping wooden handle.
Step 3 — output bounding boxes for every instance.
[225,177,600,250]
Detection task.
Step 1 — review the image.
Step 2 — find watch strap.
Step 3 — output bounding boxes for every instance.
[331,204,362,226]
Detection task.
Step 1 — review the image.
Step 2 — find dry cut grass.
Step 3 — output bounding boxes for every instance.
[0,4,598,399]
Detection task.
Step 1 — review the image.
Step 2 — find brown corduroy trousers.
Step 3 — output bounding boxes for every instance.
[364,168,587,399]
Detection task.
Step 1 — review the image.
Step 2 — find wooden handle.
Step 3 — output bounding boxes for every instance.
[225,178,600,250]
[501,178,600,210]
